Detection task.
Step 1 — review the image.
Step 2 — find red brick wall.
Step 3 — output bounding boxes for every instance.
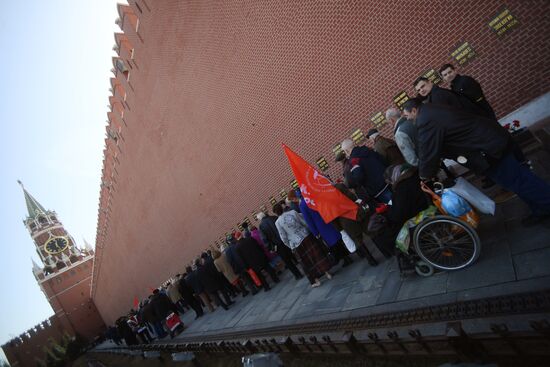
[93,0,550,323]
[2,317,66,367]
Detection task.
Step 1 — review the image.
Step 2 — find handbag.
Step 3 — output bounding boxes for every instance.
[165,312,183,331]
[449,177,495,215]
[247,268,262,287]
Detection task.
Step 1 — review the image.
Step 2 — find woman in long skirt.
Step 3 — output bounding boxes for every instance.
[273,203,333,287]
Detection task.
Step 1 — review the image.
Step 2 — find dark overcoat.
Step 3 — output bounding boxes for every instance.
[348,146,388,198]
[451,74,496,120]
[150,292,177,320]
[416,103,510,179]
[235,237,269,272]
[185,270,204,294]
[197,260,223,293]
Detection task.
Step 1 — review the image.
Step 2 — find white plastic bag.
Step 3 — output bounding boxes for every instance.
[340,230,356,253]
[449,177,495,215]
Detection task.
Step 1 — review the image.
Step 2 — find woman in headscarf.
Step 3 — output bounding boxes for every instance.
[274,203,333,287]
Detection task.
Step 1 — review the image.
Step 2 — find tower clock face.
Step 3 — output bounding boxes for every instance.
[44,236,69,254]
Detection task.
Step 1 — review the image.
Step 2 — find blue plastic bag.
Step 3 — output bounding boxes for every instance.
[441,189,472,217]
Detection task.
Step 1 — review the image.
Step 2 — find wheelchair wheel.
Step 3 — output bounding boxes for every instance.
[414,261,434,277]
[412,215,481,271]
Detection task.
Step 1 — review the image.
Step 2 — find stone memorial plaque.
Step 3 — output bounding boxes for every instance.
[393,91,409,110]
[451,41,477,66]
[260,204,267,213]
[279,188,287,199]
[332,143,342,156]
[316,156,329,171]
[370,112,386,129]
[290,179,299,189]
[489,8,519,36]
[422,69,442,85]
[269,196,277,206]
[351,128,366,144]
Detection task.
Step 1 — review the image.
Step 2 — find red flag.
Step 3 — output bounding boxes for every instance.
[133,296,139,309]
[282,144,358,223]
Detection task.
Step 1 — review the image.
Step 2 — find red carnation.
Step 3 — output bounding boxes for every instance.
[513,120,520,127]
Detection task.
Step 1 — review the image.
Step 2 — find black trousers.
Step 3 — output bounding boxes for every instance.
[183,295,203,317]
[329,240,351,263]
[208,288,232,308]
[255,264,280,289]
[277,245,303,278]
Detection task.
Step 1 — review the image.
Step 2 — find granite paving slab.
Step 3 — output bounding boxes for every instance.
[397,271,449,301]
[513,247,550,280]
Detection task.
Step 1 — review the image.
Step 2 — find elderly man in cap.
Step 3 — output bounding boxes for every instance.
[367,128,405,166]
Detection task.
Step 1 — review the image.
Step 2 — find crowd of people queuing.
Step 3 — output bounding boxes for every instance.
[105,63,550,346]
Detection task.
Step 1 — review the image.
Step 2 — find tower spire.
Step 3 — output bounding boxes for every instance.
[17,180,47,219]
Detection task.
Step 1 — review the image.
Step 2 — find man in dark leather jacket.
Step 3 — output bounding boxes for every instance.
[439,63,496,120]
[413,76,484,116]
[403,98,550,226]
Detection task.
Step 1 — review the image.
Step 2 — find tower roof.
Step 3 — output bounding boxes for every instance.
[17,180,47,219]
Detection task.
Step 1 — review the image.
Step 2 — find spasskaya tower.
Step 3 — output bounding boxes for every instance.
[18,180,105,340]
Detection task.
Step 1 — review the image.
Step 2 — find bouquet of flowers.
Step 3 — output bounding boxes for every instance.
[503,120,522,133]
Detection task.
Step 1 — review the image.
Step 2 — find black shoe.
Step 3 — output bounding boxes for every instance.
[521,213,550,227]
[264,286,271,292]
[294,274,304,280]
[242,291,249,297]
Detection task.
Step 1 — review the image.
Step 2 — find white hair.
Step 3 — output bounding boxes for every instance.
[341,138,354,152]
[385,107,401,121]
[256,212,266,221]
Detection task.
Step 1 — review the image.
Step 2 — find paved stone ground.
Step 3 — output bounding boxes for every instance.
[158,146,550,340]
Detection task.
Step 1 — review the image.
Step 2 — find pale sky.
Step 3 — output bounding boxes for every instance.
[0,0,121,356]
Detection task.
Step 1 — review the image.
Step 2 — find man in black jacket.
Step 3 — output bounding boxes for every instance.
[197,257,233,310]
[257,211,303,279]
[236,236,280,291]
[439,63,496,120]
[177,275,204,319]
[185,264,214,312]
[403,98,550,226]
[413,76,485,117]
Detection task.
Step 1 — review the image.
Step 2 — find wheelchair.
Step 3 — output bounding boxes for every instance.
[397,182,482,277]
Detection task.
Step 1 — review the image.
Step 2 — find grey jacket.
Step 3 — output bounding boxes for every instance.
[394,117,419,166]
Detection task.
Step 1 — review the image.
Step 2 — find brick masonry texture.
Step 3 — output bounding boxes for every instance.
[93,0,550,324]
